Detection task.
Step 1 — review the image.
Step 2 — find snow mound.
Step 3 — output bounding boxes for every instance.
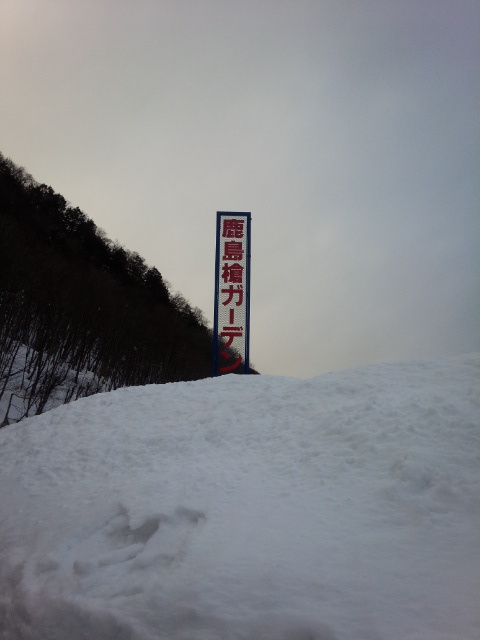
[0,355,479,639]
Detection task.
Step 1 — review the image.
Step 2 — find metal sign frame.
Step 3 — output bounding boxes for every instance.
[212,212,251,376]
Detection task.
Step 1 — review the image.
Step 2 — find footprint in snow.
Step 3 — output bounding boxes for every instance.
[72,504,206,576]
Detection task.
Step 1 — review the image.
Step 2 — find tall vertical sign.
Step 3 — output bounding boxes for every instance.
[212,212,251,376]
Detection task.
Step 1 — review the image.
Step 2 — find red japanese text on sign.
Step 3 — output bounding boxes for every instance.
[222,241,244,261]
[222,219,244,238]
[214,213,250,375]
[221,262,243,283]
[221,284,243,306]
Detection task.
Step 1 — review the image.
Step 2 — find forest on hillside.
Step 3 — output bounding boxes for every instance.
[0,152,254,427]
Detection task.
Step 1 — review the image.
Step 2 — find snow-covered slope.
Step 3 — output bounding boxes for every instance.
[0,355,479,640]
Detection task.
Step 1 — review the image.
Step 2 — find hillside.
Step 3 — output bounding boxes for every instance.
[0,152,254,425]
[0,355,478,639]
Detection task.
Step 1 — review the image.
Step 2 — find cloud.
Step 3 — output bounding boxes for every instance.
[1,0,478,376]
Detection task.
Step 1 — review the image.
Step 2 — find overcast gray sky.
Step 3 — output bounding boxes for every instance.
[1,0,478,377]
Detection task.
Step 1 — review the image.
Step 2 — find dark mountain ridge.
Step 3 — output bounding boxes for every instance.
[0,152,254,426]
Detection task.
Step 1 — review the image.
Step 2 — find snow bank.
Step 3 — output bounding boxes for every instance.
[0,355,479,639]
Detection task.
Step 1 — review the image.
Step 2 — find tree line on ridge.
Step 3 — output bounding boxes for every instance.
[0,152,253,426]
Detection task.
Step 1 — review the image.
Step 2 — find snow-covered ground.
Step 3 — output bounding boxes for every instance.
[0,355,479,640]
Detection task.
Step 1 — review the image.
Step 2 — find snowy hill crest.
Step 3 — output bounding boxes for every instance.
[0,355,479,639]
